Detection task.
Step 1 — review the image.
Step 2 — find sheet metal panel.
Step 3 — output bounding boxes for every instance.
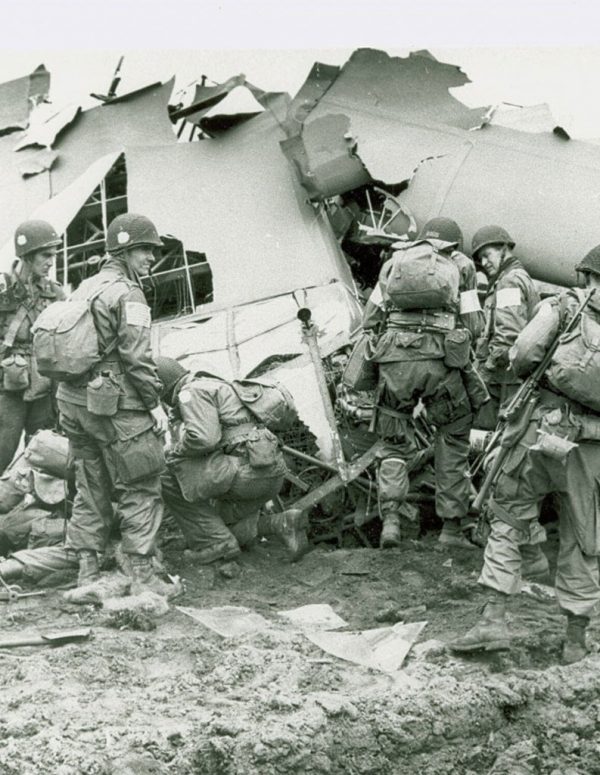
[126,117,355,310]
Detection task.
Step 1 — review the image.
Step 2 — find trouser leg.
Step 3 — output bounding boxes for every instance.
[66,457,114,553]
[3,545,78,582]
[162,470,236,550]
[0,393,27,474]
[434,421,471,520]
[116,474,163,556]
[479,519,531,595]
[555,497,600,618]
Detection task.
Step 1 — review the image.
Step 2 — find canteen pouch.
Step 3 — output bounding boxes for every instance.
[23,354,52,401]
[86,373,120,417]
[1,353,30,391]
[245,428,280,469]
[443,328,471,368]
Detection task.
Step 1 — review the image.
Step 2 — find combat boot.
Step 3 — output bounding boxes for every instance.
[258,509,310,562]
[380,503,401,549]
[439,518,477,550]
[449,591,510,652]
[520,544,550,581]
[129,554,180,599]
[562,613,590,665]
[76,549,100,586]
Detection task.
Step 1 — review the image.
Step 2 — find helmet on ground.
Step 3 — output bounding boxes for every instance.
[14,220,61,258]
[106,213,163,254]
[576,245,600,277]
[471,225,515,259]
[420,217,463,252]
[155,356,188,402]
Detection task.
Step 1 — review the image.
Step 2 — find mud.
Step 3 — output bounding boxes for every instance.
[1,527,600,775]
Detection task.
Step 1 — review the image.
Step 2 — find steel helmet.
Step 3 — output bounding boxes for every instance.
[576,245,600,277]
[471,225,515,259]
[155,356,188,402]
[420,217,463,252]
[14,220,61,258]
[106,213,163,254]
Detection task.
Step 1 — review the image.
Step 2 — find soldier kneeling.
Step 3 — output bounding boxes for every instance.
[156,358,309,564]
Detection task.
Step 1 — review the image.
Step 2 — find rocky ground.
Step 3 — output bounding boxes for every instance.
[1,523,600,775]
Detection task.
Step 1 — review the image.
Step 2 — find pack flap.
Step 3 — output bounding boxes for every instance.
[32,300,89,334]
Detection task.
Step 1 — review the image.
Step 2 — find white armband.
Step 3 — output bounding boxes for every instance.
[496,287,521,308]
[459,289,481,314]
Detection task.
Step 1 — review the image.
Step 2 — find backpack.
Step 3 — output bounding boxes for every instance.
[32,278,120,382]
[386,240,460,310]
[231,378,298,432]
[547,305,600,412]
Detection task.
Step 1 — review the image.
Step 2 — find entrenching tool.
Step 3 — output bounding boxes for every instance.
[0,573,46,603]
[0,628,92,649]
[0,585,46,603]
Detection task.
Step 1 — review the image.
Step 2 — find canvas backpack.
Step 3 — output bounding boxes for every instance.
[32,278,120,382]
[547,294,600,412]
[386,240,460,311]
[231,378,298,432]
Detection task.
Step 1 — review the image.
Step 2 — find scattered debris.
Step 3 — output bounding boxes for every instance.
[305,620,427,673]
[176,605,271,637]
[277,604,347,630]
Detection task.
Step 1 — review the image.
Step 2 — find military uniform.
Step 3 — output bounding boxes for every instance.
[482,289,600,612]
[162,374,288,558]
[0,268,65,473]
[56,256,165,557]
[475,256,540,429]
[451,284,600,661]
[363,239,487,543]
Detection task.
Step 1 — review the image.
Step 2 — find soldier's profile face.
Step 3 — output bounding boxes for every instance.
[479,245,504,277]
[125,245,155,277]
[28,247,57,279]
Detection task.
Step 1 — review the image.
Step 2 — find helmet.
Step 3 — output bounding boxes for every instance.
[576,245,600,277]
[106,213,163,254]
[155,356,188,402]
[420,217,463,252]
[471,225,515,259]
[14,220,61,258]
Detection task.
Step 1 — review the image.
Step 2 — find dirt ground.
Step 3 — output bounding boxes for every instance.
[1,524,600,775]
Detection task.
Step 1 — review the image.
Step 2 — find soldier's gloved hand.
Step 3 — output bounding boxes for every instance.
[150,404,169,437]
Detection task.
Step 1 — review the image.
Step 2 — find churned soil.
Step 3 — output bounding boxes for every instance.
[1,527,599,775]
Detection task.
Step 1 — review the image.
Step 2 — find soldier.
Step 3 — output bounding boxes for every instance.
[56,213,171,598]
[451,247,600,664]
[363,218,488,550]
[156,357,309,564]
[472,225,540,429]
[0,220,65,474]
[420,217,484,341]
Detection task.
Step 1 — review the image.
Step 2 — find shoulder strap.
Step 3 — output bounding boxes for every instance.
[2,304,31,349]
[86,277,127,361]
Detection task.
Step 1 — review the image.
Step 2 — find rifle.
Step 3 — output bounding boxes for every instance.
[472,288,595,512]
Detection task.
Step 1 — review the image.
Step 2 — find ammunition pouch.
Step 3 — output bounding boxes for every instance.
[1,353,30,391]
[575,413,600,442]
[221,423,280,470]
[245,428,280,469]
[443,328,471,369]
